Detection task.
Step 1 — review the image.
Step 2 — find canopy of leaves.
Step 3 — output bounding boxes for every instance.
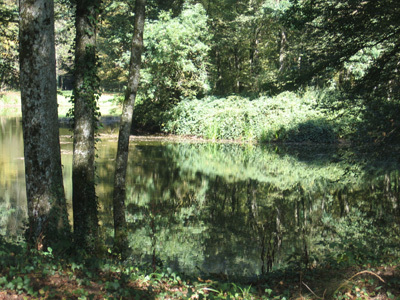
[97,0,135,91]
[286,0,400,98]
[54,0,75,78]
[141,3,211,103]
[283,0,400,143]
[0,0,18,90]
[130,3,211,131]
[203,0,294,95]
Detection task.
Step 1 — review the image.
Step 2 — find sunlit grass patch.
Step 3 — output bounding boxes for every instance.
[0,91,21,117]
[0,91,122,117]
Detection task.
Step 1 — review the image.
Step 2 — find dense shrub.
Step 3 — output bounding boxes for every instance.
[132,98,167,133]
[163,91,339,143]
[284,119,337,143]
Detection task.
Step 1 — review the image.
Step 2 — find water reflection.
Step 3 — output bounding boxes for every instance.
[122,143,400,276]
[0,117,26,237]
[1,117,399,278]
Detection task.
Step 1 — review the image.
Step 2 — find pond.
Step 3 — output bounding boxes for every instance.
[1,116,400,279]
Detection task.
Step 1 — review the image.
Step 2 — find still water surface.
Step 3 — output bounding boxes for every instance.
[1,116,399,278]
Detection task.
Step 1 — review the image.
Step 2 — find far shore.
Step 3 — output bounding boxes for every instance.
[0,91,122,117]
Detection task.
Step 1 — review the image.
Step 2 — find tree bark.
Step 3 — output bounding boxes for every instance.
[72,0,101,252]
[19,0,70,250]
[278,30,287,74]
[113,0,146,255]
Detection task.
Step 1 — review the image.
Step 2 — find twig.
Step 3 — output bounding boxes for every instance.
[347,270,385,283]
[302,281,325,300]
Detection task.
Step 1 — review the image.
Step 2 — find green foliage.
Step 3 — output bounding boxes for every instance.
[147,0,185,20]
[54,0,75,82]
[97,0,135,91]
[68,44,102,129]
[204,0,294,95]
[321,208,400,267]
[131,96,166,132]
[356,98,400,144]
[2,238,395,299]
[285,0,400,142]
[334,274,398,300]
[286,0,400,87]
[97,0,298,95]
[164,91,338,142]
[100,3,211,130]
[284,118,336,143]
[0,239,292,299]
[99,2,211,97]
[127,3,212,131]
[141,3,211,102]
[0,0,18,89]
[0,200,15,237]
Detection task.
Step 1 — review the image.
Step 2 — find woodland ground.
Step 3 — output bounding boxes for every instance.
[0,247,399,300]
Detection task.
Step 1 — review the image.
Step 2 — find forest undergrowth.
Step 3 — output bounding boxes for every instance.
[0,238,399,299]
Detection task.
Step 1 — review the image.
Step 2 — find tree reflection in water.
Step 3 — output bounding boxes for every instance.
[1,117,400,278]
[120,143,400,277]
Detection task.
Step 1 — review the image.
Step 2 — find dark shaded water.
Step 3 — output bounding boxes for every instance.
[1,117,400,277]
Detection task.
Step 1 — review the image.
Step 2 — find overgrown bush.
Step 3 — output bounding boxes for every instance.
[283,119,336,143]
[163,91,339,143]
[132,98,168,133]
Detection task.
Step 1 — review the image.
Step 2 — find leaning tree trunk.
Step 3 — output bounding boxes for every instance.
[113,0,146,256]
[72,0,101,252]
[19,0,70,250]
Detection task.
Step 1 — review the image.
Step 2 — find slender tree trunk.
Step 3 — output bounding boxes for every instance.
[72,0,101,251]
[113,0,146,255]
[278,30,287,73]
[19,0,70,250]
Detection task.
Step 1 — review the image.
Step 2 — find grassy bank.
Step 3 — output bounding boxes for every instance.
[1,90,362,144]
[2,89,396,145]
[0,91,121,117]
[0,240,399,299]
[162,91,357,144]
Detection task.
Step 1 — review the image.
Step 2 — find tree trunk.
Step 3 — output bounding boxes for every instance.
[19,0,70,250]
[72,0,101,252]
[113,0,146,255]
[278,30,287,74]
